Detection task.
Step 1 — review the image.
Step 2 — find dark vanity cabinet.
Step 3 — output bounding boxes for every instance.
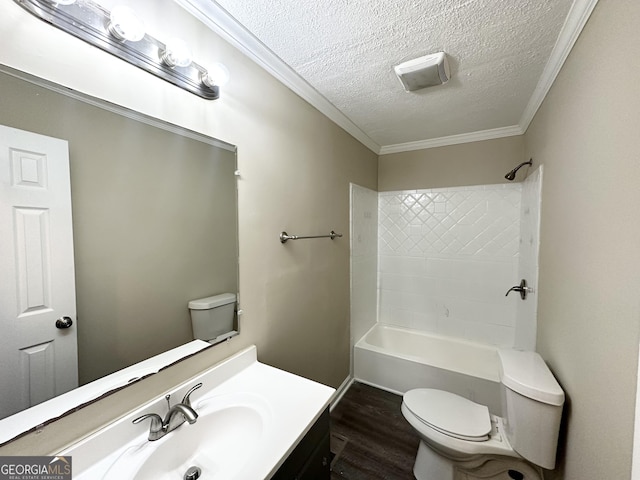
[271,407,331,480]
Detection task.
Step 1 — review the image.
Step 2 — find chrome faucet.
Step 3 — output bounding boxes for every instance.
[133,383,202,441]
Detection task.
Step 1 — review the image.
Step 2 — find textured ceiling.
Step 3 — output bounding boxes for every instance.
[210,0,574,149]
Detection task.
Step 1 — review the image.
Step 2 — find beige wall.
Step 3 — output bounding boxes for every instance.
[0,71,238,385]
[524,1,640,478]
[378,135,524,190]
[0,0,377,454]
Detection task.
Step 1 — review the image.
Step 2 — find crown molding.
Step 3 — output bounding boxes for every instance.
[174,0,381,154]
[518,0,600,132]
[379,125,524,155]
[176,0,598,156]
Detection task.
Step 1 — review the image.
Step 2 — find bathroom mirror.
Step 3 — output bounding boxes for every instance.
[0,65,239,441]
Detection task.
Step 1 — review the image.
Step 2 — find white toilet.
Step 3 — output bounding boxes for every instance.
[401,349,564,480]
[188,293,237,343]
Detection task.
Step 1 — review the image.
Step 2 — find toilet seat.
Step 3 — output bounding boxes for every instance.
[403,389,491,442]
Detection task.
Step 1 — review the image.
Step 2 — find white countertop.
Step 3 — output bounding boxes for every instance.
[61,345,335,479]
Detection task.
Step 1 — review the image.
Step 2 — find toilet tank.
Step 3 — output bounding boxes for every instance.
[188,293,236,342]
[498,349,565,470]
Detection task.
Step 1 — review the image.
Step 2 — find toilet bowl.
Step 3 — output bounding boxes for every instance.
[402,349,564,480]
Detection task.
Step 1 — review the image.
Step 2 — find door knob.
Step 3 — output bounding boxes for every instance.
[55,316,73,329]
[505,279,531,300]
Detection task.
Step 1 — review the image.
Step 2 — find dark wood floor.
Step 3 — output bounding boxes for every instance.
[330,382,420,480]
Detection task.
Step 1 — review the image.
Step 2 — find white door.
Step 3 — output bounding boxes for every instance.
[0,125,78,420]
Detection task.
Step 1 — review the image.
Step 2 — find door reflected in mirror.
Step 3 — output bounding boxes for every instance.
[0,65,239,437]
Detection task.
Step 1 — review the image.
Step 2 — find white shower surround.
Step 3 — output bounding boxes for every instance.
[515,167,543,350]
[349,184,378,370]
[350,170,542,353]
[378,183,522,347]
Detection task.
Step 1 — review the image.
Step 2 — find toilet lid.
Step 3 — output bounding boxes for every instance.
[403,389,491,442]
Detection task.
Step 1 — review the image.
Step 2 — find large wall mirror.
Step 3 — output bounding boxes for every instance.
[0,65,239,443]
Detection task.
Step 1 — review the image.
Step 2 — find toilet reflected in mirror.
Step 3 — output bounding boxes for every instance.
[188,293,238,344]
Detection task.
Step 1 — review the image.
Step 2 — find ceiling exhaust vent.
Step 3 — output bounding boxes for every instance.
[394,52,450,92]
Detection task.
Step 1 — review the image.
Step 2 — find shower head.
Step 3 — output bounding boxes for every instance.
[505,159,533,181]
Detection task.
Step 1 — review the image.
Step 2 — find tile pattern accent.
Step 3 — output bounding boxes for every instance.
[379,186,521,258]
[378,184,522,347]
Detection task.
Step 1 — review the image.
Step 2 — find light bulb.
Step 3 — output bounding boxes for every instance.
[160,38,193,68]
[108,6,145,42]
[201,63,230,88]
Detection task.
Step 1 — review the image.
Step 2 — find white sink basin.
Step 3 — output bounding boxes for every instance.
[62,346,334,480]
[103,393,271,480]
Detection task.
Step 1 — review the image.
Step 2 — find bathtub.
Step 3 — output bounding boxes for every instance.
[354,324,502,414]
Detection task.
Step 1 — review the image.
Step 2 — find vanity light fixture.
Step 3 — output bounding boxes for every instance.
[160,38,193,68]
[107,5,146,42]
[14,0,227,100]
[201,62,230,88]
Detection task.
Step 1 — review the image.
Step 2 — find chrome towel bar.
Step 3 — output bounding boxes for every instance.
[280,230,343,243]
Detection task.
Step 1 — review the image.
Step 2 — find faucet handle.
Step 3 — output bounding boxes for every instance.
[505,279,531,300]
[182,382,203,407]
[132,413,164,441]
